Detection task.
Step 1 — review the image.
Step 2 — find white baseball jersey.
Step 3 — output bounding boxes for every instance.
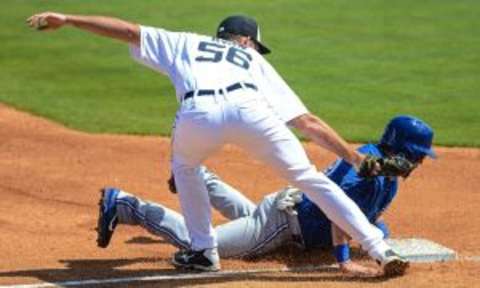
[130,26,308,123]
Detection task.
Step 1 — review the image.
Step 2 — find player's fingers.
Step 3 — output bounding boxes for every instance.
[26,15,37,26]
[340,262,381,278]
[26,12,46,24]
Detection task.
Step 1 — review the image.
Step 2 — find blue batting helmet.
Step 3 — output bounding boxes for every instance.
[380,115,436,162]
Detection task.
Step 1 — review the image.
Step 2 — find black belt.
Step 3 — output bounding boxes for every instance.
[183,82,257,101]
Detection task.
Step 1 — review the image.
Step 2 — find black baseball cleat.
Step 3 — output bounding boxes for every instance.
[172,248,221,272]
[377,249,410,277]
[96,187,120,248]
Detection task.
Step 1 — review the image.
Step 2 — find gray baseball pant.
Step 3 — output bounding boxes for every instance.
[114,167,303,257]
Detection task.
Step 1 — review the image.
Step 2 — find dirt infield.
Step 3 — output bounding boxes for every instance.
[1,103,479,287]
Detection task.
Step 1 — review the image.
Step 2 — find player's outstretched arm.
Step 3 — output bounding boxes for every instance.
[288,113,365,168]
[26,12,140,46]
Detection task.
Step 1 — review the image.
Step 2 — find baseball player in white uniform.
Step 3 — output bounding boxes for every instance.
[96,115,435,277]
[27,12,407,275]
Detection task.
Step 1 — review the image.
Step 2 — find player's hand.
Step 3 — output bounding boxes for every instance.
[27,12,67,31]
[275,186,303,216]
[356,154,381,177]
[339,261,381,278]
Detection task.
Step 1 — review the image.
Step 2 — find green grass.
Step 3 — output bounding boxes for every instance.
[1,0,479,146]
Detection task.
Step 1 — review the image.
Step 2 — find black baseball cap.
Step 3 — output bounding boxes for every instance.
[216,15,271,55]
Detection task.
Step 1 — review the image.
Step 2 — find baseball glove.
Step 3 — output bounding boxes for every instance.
[358,155,416,178]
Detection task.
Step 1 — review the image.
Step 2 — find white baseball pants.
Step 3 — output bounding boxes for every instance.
[171,90,389,259]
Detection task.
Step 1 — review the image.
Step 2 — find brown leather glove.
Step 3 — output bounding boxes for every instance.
[358,155,416,178]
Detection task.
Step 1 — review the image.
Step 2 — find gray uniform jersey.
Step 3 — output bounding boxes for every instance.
[114,167,302,258]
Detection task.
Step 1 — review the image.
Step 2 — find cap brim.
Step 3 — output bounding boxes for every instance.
[413,144,437,159]
[255,40,271,54]
[425,148,437,159]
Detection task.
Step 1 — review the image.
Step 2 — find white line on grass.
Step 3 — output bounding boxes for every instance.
[0,264,337,288]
